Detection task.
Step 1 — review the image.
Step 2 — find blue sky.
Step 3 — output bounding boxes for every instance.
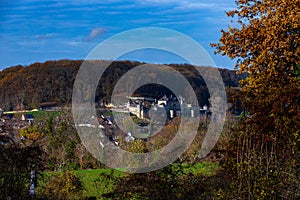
[0,0,237,69]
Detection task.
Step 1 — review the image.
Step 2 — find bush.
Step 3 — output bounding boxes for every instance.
[41,171,84,199]
[102,163,229,199]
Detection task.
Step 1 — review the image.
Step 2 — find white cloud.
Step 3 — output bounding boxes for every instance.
[36,33,56,40]
[139,0,233,11]
[143,0,178,3]
[84,27,106,42]
[181,2,216,9]
[64,41,84,46]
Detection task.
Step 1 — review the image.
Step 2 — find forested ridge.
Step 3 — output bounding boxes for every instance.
[0,60,246,110]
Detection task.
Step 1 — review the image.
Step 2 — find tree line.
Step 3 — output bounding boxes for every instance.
[0,60,246,111]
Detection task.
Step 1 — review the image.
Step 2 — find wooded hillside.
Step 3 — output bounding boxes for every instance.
[0,60,246,110]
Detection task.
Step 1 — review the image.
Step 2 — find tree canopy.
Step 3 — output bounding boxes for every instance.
[212,0,299,199]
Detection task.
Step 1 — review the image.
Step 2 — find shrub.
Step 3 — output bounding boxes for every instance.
[41,171,84,199]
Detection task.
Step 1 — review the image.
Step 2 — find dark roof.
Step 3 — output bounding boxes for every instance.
[26,114,34,119]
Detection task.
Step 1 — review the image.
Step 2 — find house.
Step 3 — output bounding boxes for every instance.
[127,96,155,119]
[126,95,210,120]
[26,114,34,122]
[39,102,61,111]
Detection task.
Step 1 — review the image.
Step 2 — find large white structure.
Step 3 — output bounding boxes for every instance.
[127,96,155,119]
[126,95,210,120]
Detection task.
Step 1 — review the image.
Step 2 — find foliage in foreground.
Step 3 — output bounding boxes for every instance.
[213,0,300,199]
[0,142,45,200]
[38,171,84,200]
[99,163,227,200]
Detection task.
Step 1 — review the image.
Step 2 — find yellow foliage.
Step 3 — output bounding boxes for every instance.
[212,1,300,199]
[43,171,84,199]
[19,125,45,140]
[128,139,146,153]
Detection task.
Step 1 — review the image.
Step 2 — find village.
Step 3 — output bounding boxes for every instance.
[72,94,211,151]
[0,108,35,144]
[0,95,210,146]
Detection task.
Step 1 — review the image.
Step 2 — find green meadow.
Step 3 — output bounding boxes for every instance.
[40,162,218,199]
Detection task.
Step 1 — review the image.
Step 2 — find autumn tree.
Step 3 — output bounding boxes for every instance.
[212,0,299,199]
[74,143,87,170]
[36,111,101,170]
[41,171,84,200]
[19,125,45,141]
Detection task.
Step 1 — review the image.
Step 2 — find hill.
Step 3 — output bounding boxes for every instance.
[0,60,246,111]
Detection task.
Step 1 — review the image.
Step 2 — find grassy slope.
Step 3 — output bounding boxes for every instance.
[76,168,123,198]
[41,162,218,199]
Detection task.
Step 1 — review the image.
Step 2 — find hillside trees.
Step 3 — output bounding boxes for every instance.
[0,60,81,110]
[0,60,244,110]
[212,0,299,198]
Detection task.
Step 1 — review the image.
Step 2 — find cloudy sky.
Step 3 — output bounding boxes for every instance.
[0,0,237,69]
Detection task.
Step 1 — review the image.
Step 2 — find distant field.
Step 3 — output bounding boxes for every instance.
[40,162,218,199]
[30,110,60,118]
